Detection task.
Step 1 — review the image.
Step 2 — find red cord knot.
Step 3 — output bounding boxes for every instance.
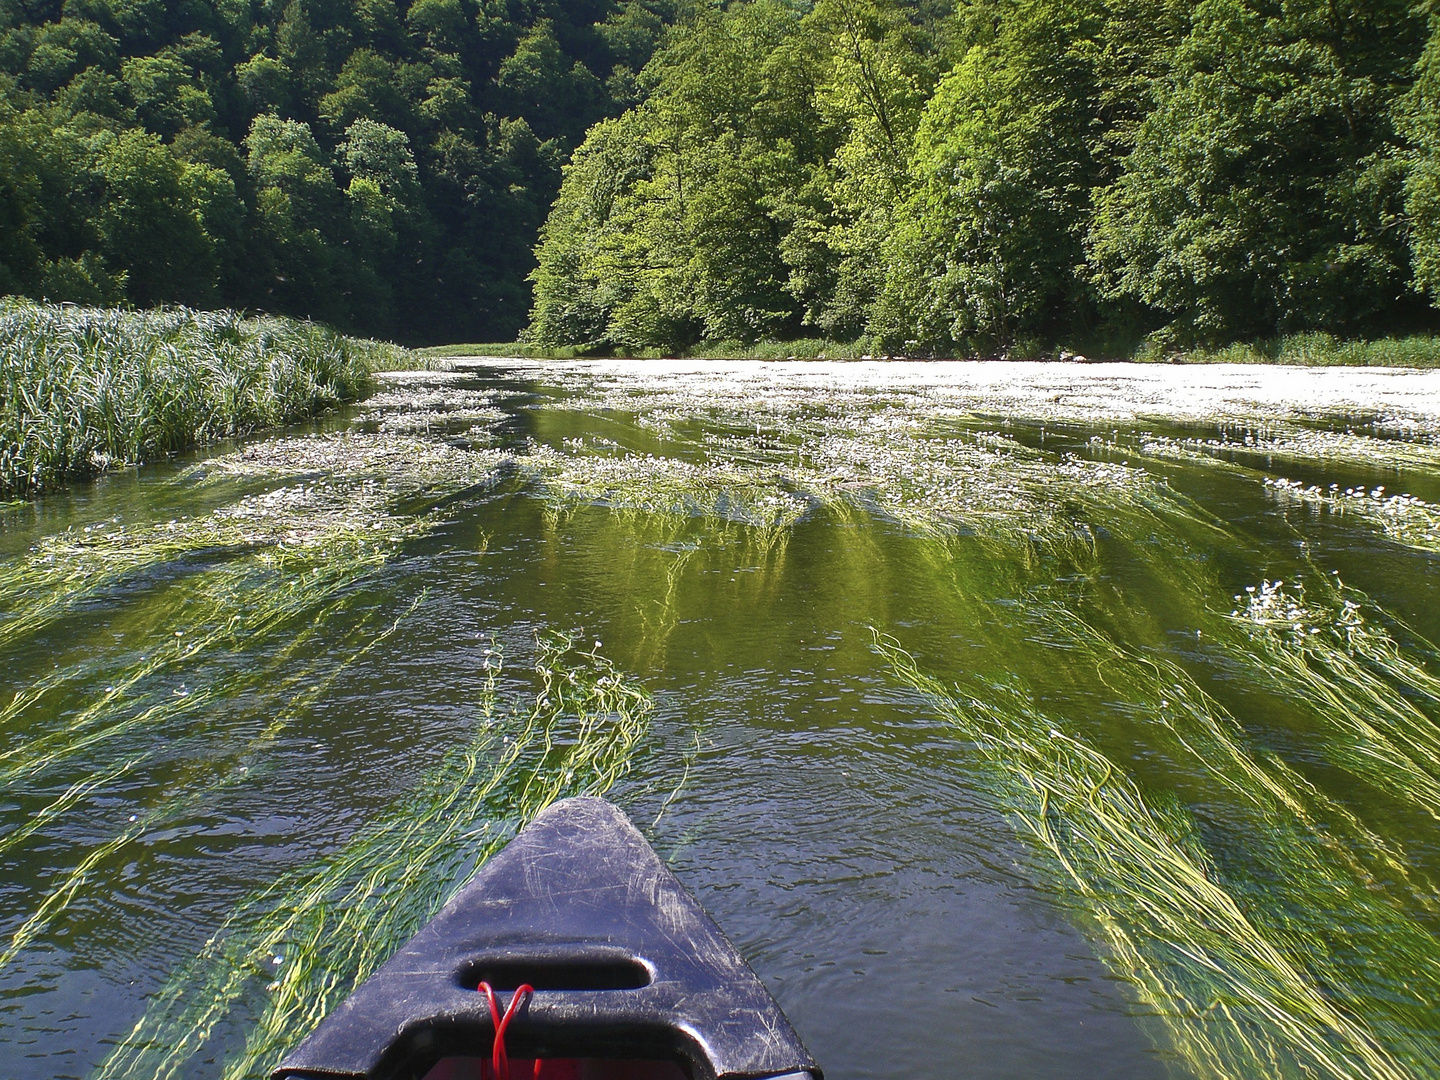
[476,980,534,1079]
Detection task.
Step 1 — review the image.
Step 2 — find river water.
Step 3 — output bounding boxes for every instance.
[2,359,1439,1080]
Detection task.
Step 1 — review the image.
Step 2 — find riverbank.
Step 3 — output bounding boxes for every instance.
[422,332,1440,367]
[0,299,416,498]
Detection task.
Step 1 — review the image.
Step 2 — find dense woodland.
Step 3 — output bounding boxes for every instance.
[5,0,1440,353]
[0,0,675,342]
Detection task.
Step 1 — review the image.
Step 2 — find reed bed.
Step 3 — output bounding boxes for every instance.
[94,634,653,1080]
[878,625,1440,1080]
[0,298,411,497]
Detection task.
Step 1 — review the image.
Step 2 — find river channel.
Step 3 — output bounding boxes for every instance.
[3,359,1439,1080]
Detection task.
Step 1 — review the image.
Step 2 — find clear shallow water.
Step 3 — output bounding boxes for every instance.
[3,360,1440,1080]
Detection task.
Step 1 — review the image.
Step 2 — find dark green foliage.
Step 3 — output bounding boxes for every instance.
[0,0,676,343]
[1088,0,1428,345]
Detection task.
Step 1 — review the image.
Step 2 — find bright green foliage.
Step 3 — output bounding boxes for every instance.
[1088,0,1426,345]
[0,0,677,342]
[802,0,951,337]
[875,0,1101,354]
[528,0,1440,356]
[528,0,952,352]
[9,0,1440,352]
[1400,16,1440,304]
[529,0,837,351]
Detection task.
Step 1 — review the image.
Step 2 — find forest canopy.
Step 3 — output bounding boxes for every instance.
[5,0,1440,353]
[0,0,675,343]
[528,0,1440,356]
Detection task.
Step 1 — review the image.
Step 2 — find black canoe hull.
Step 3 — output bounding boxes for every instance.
[273,797,820,1080]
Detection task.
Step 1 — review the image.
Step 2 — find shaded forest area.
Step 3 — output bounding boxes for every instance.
[0,0,674,343]
[528,0,1440,356]
[6,0,1440,355]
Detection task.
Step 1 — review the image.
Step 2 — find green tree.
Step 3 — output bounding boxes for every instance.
[874,0,1101,354]
[93,127,217,305]
[121,48,216,137]
[1087,0,1427,344]
[529,0,829,350]
[0,0,671,341]
[1399,14,1440,304]
[245,113,345,321]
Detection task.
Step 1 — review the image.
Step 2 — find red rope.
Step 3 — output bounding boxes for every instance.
[476,981,534,1079]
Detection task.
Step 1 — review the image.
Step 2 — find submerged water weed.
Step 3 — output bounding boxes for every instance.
[1226,578,1440,818]
[0,299,406,498]
[877,627,1438,1080]
[1262,479,1440,553]
[786,427,1117,561]
[0,597,420,972]
[0,551,384,787]
[94,634,653,1080]
[522,376,1227,565]
[522,443,811,546]
[0,435,507,650]
[489,357,1440,433]
[355,384,507,435]
[201,432,509,494]
[0,506,401,656]
[1138,428,1440,477]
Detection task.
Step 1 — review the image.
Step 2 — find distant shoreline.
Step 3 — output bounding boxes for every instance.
[420,336,1440,369]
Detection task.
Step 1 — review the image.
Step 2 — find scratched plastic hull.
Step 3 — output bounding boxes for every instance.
[272,797,820,1080]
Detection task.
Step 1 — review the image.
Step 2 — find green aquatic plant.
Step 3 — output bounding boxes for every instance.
[0,596,421,971]
[0,299,411,498]
[527,382,1233,566]
[522,443,811,550]
[0,552,386,786]
[93,633,654,1080]
[877,622,1440,1080]
[1262,479,1440,553]
[355,379,506,436]
[0,434,508,651]
[1225,577,1440,818]
[1138,428,1440,477]
[0,418,516,976]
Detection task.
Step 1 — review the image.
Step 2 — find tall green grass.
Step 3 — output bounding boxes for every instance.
[0,298,412,497]
[94,634,654,1080]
